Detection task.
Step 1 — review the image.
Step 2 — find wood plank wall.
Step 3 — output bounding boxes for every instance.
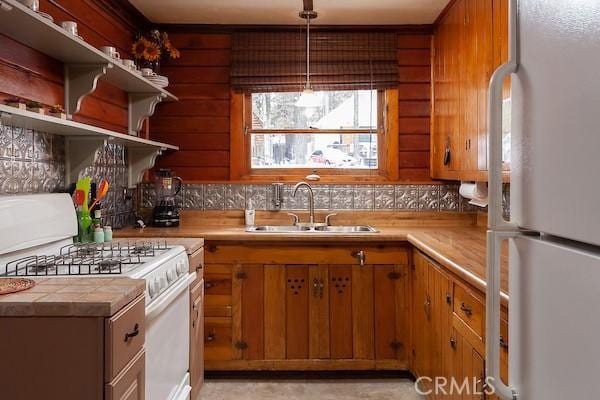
[397,33,431,181]
[0,0,147,133]
[152,32,232,180]
[151,29,433,182]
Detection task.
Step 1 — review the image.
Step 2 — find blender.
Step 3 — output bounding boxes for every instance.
[152,169,183,227]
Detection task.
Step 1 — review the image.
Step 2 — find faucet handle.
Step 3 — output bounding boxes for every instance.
[287,213,300,226]
[325,213,338,226]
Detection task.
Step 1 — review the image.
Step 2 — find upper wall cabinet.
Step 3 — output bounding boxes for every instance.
[431,0,509,181]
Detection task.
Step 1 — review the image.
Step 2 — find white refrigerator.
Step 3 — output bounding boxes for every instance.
[486,0,600,399]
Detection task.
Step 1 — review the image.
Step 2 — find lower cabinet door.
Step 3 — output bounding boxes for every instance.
[105,350,145,400]
[190,280,205,400]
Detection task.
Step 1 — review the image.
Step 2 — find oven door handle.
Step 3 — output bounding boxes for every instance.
[146,272,197,322]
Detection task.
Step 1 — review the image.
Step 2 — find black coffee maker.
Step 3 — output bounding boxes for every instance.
[152,169,183,227]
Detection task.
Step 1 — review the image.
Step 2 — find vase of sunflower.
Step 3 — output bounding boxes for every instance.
[131,30,180,73]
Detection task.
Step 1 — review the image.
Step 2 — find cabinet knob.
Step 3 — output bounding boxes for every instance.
[445,293,452,305]
[206,333,216,342]
[205,281,215,289]
[449,337,457,349]
[499,335,509,349]
[424,296,432,320]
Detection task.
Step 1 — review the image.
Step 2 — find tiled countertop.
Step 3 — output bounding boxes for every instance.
[0,277,145,317]
[112,237,204,255]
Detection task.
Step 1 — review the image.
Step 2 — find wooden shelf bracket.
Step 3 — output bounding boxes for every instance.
[128,93,166,136]
[64,64,111,116]
[128,146,164,188]
[64,136,106,185]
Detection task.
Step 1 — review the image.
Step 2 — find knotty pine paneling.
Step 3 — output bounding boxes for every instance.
[397,33,432,181]
[151,33,232,180]
[0,0,145,134]
[151,31,433,182]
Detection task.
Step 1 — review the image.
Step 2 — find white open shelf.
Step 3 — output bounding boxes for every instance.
[0,0,178,135]
[0,104,178,187]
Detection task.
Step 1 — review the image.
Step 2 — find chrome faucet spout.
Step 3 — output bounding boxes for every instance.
[292,181,315,225]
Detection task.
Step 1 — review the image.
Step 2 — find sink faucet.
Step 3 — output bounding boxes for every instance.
[292,181,315,225]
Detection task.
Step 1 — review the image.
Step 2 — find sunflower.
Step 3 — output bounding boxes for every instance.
[169,47,181,59]
[143,41,161,62]
[131,37,149,59]
[163,38,180,59]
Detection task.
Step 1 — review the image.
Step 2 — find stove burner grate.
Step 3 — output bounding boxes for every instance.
[2,240,172,277]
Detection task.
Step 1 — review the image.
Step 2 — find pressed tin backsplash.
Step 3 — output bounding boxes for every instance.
[141,183,483,212]
[0,122,135,228]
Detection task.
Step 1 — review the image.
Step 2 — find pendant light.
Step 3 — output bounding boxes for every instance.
[295,9,320,108]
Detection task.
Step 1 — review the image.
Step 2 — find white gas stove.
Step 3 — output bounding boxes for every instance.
[0,193,194,400]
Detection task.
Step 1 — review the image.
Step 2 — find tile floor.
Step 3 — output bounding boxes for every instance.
[197,379,424,400]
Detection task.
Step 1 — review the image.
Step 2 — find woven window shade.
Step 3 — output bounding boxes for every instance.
[231,31,399,92]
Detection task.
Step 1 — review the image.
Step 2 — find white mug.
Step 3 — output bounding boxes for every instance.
[61,21,78,36]
[122,59,136,69]
[141,68,156,77]
[100,46,120,60]
[18,0,39,11]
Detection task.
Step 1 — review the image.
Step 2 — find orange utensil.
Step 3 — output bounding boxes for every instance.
[89,179,109,211]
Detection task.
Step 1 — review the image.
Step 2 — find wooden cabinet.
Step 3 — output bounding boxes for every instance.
[431,0,508,180]
[204,242,409,370]
[105,350,145,400]
[189,279,205,400]
[186,246,205,399]
[412,249,507,399]
[0,295,145,400]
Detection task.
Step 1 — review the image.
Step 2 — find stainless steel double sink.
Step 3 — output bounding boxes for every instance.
[246,225,378,233]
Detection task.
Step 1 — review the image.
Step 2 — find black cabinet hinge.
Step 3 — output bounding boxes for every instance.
[235,341,248,350]
[235,271,248,280]
[388,271,402,280]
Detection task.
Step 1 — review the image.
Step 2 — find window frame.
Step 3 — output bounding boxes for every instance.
[230,89,399,182]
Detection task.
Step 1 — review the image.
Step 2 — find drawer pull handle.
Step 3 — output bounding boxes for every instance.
[460,302,473,316]
[205,281,216,289]
[124,323,140,342]
[206,333,216,342]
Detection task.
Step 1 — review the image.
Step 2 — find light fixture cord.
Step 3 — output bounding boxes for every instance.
[306,17,311,90]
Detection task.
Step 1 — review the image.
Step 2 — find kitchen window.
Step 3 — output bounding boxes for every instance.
[230,89,399,181]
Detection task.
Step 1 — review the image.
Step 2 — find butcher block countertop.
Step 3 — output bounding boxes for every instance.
[0,277,145,317]
[115,211,508,299]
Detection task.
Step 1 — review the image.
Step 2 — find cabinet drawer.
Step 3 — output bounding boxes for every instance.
[105,295,145,382]
[189,247,204,286]
[105,350,145,400]
[206,244,409,265]
[204,317,233,361]
[453,283,484,339]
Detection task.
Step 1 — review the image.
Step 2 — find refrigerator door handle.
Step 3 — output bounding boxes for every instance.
[487,0,518,230]
[486,230,519,400]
